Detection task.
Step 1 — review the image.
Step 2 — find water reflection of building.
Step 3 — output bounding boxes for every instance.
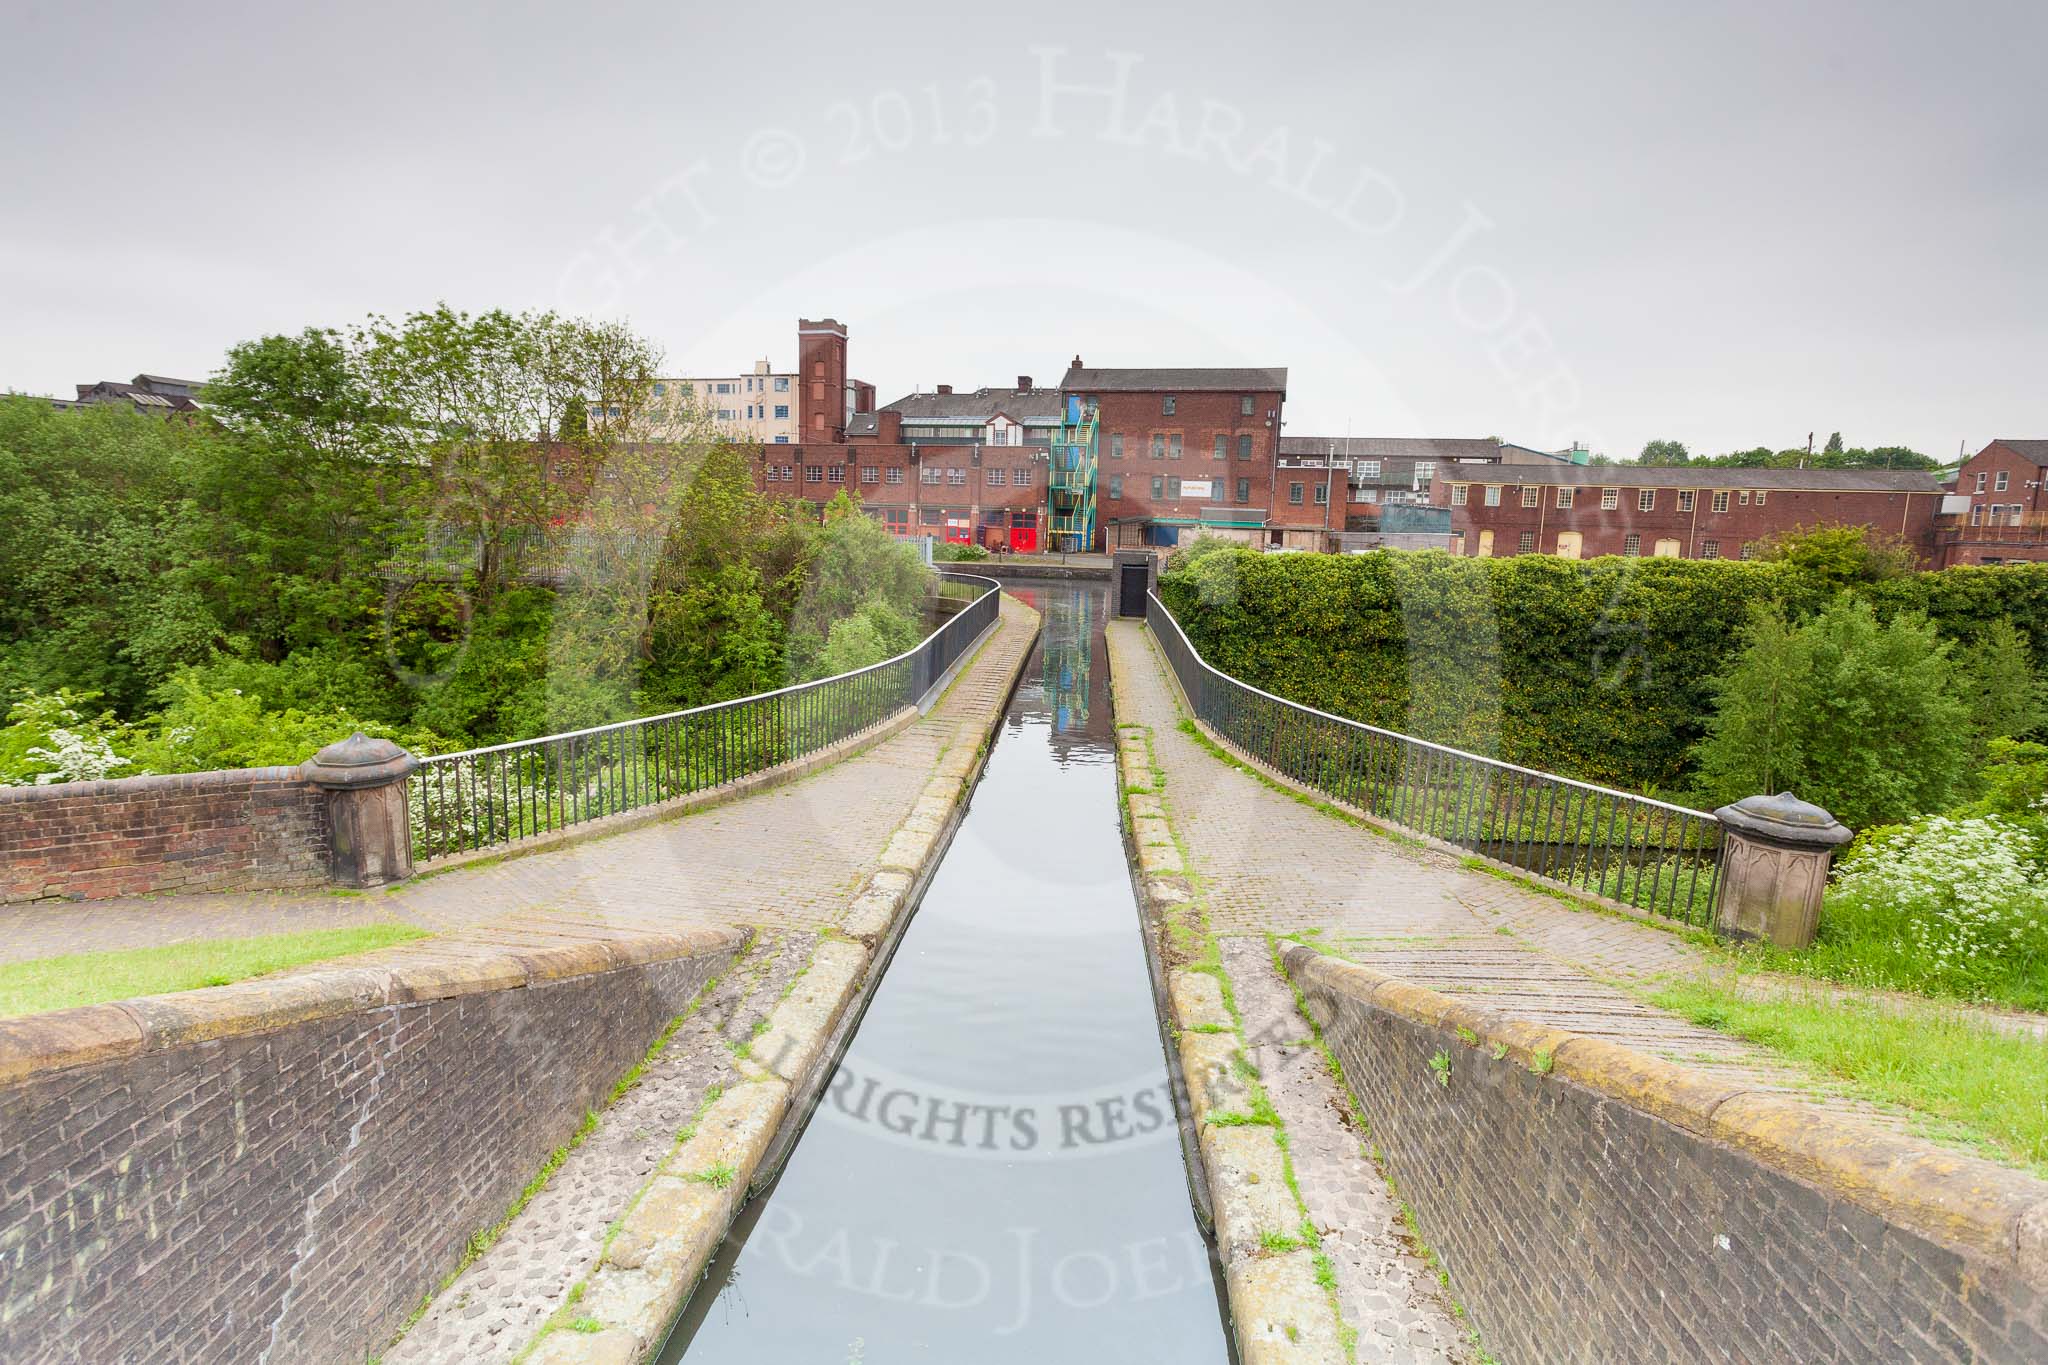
[1042,589,1101,759]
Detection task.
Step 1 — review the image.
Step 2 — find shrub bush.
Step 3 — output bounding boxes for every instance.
[1809,815,2048,1010]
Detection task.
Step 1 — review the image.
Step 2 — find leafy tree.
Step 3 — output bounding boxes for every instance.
[1692,598,1971,828]
[1956,620,2047,749]
[816,599,922,677]
[1755,524,1918,589]
[1823,431,1845,458]
[1637,439,1691,466]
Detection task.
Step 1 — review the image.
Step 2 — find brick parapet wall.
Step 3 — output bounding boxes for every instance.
[0,922,746,1364]
[0,766,330,903]
[1281,945,2048,1362]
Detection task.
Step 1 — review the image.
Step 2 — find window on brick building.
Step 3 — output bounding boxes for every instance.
[1314,483,1329,506]
[920,467,941,485]
[1168,475,1182,498]
[1451,484,1469,506]
[1701,539,1720,559]
[781,465,794,481]
[1601,488,1619,510]
[828,465,845,484]
[1240,395,1254,415]
[987,468,1006,486]
[1289,481,1304,504]
[1015,467,1033,487]
[920,506,941,525]
[1214,434,1227,460]
[1236,478,1251,503]
[1971,503,1984,525]
[1162,395,1176,415]
[860,466,878,483]
[1151,475,1165,497]
[763,465,779,482]
[1361,459,1380,478]
[885,467,903,484]
[1739,490,1750,505]
[1740,542,1757,560]
[1638,489,1655,512]
[1521,485,1540,508]
[1712,491,1730,512]
[1109,474,1123,499]
[1238,434,1253,460]
[883,507,908,531]
[1170,434,1183,460]
[1518,531,1535,553]
[1413,462,1434,491]
[1677,489,1694,512]
[1556,487,1574,509]
[1623,533,1641,556]
[1483,485,1501,506]
[805,466,823,483]
[1151,434,1165,459]
[1996,470,2011,492]
[1754,490,1766,506]
[1976,471,1989,492]
[947,468,966,485]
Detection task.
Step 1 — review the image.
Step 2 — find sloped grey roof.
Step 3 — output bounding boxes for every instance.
[1062,366,1287,394]
[882,387,1065,421]
[1281,436,1507,463]
[1453,466,1944,492]
[1988,439,2048,467]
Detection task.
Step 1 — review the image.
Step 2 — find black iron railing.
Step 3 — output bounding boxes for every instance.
[1145,590,1723,927]
[409,573,1001,861]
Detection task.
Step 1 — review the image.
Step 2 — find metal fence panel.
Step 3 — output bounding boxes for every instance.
[409,573,1000,862]
[1144,590,1722,927]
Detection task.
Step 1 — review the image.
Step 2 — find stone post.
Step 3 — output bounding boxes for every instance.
[301,733,420,888]
[1711,792,1852,949]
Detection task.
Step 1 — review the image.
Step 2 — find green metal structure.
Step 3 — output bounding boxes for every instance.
[1046,395,1098,552]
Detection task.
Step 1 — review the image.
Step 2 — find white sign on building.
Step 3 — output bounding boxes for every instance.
[1181,480,1214,498]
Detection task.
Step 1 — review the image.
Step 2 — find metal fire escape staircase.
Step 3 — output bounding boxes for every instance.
[1047,395,1098,553]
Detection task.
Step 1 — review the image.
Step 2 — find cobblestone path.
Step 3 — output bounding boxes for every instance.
[0,596,1035,964]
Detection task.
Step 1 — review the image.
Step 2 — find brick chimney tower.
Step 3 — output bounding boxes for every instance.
[797,318,848,443]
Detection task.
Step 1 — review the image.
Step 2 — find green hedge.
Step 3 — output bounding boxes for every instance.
[1159,548,2048,796]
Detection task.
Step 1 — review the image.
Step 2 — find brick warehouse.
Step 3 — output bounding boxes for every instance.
[716,317,2035,564]
[1434,464,1949,562]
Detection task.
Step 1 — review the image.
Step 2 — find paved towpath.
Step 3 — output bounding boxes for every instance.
[1103,619,1956,1138]
[0,596,1035,964]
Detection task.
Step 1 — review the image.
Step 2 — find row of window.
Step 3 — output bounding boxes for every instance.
[1974,470,2015,493]
[1972,503,2030,526]
[1149,395,1261,417]
[704,377,790,395]
[1483,530,1757,559]
[765,465,1035,488]
[1451,485,1763,513]
[1103,475,1256,504]
[1105,432,1259,460]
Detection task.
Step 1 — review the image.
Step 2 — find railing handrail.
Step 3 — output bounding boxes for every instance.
[421,572,1001,765]
[1145,589,1720,823]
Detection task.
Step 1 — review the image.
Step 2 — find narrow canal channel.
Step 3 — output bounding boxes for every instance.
[659,580,1233,1363]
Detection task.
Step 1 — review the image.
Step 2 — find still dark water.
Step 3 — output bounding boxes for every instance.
[659,581,1232,1364]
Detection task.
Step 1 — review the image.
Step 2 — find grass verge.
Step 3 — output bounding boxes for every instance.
[0,923,429,1017]
[1651,976,2048,1177]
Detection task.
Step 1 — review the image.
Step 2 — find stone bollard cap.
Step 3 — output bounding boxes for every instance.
[301,732,420,790]
[1714,791,1853,848]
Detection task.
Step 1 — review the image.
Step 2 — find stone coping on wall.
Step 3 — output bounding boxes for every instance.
[1280,943,2048,1293]
[0,920,748,1088]
[0,763,309,804]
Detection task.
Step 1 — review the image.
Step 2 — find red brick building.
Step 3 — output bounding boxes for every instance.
[1061,362,1289,549]
[1933,439,2048,566]
[1433,466,1948,562]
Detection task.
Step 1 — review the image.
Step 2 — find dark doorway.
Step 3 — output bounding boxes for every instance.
[1118,562,1149,616]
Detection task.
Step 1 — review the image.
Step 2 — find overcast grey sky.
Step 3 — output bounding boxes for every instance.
[3,0,2041,461]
